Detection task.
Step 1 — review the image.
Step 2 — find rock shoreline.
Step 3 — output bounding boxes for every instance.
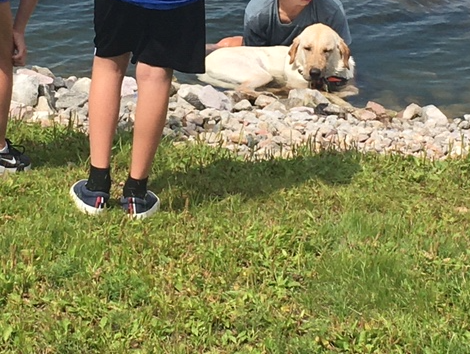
[10,65,470,160]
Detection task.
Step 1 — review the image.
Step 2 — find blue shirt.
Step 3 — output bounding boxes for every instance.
[119,0,199,10]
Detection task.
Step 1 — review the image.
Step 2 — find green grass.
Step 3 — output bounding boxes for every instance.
[2,119,470,353]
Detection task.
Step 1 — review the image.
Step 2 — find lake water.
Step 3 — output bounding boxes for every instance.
[19,0,470,118]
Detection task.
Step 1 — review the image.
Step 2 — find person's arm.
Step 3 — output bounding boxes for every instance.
[243,11,269,46]
[12,0,38,66]
[243,27,268,46]
[328,8,352,45]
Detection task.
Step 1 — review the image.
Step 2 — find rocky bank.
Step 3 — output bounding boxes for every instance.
[9,65,470,160]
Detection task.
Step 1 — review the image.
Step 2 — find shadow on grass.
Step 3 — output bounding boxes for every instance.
[9,120,91,168]
[152,141,363,211]
[9,121,362,210]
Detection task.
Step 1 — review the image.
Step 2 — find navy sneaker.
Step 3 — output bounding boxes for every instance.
[70,179,110,215]
[0,139,31,174]
[119,191,160,220]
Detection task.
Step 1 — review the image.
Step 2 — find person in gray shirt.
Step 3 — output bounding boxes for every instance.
[244,0,351,46]
[206,0,350,53]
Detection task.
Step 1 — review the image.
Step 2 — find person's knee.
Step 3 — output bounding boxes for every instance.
[136,63,172,84]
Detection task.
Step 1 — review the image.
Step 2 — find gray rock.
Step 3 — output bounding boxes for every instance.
[177,84,205,110]
[55,90,88,110]
[199,85,233,111]
[287,88,329,108]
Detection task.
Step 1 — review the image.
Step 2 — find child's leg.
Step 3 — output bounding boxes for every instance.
[129,62,172,180]
[69,53,130,214]
[0,2,13,148]
[117,62,171,218]
[88,53,130,169]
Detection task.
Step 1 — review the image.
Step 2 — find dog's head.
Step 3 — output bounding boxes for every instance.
[288,23,353,89]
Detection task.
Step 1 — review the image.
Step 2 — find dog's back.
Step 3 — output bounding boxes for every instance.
[198,46,290,90]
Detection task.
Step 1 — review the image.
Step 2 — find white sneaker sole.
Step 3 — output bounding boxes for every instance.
[127,191,161,220]
[69,180,107,216]
[0,164,32,174]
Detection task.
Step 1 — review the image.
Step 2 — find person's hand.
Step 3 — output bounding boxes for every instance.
[12,30,27,67]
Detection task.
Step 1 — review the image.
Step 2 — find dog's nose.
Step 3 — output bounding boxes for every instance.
[309,68,321,80]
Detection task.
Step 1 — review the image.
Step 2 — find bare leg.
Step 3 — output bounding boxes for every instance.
[88,53,130,168]
[0,2,13,149]
[129,62,172,179]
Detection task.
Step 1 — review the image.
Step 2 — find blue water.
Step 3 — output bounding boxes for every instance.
[21,0,470,118]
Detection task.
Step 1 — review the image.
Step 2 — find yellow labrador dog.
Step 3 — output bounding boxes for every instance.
[198,23,357,98]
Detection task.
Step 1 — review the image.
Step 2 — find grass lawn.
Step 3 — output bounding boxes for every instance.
[2,119,470,353]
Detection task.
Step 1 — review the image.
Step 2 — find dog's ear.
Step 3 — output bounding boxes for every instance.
[288,38,300,65]
[338,39,351,69]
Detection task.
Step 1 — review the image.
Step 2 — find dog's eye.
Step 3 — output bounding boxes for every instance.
[303,46,312,51]
[323,48,333,54]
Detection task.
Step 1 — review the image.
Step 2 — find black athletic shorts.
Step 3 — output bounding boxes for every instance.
[94,0,205,73]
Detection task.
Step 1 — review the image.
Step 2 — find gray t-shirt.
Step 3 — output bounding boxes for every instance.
[243,0,351,46]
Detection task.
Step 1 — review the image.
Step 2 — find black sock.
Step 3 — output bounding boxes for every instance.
[123,175,148,199]
[86,165,111,193]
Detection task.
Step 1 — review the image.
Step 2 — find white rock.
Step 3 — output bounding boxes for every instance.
[121,76,137,96]
[402,103,422,120]
[16,68,54,85]
[71,77,92,95]
[12,74,39,106]
[35,96,55,114]
[233,99,252,112]
[422,105,449,128]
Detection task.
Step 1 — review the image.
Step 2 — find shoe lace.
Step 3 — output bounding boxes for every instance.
[5,139,26,156]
